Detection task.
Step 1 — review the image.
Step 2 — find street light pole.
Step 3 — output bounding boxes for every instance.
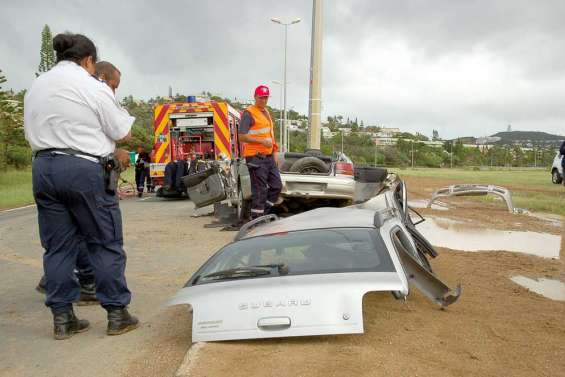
[411,140,415,169]
[271,17,301,153]
[450,141,453,169]
[272,80,283,152]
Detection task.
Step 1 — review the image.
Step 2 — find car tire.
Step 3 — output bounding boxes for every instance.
[304,149,324,157]
[237,184,251,221]
[551,169,563,184]
[289,156,330,174]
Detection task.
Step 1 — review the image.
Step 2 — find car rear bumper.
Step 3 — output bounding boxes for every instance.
[280,173,354,200]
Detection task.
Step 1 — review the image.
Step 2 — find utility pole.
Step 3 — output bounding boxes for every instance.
[341,130,344,153]
[308,0,323,150]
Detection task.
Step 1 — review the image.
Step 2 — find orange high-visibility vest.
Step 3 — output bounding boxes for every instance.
[242,105,278,157]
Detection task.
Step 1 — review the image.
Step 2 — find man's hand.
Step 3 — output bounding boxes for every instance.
[114,149,131,171]
[262,139,273,148]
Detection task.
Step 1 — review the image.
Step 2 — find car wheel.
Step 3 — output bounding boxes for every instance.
[552,169,563,184]
[237,184,251,221]
[289,156,330,174]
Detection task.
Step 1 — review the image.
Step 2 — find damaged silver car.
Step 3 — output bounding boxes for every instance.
[169,169,461,342]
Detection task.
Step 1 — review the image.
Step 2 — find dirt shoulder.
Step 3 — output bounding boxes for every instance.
[179,176,565,377]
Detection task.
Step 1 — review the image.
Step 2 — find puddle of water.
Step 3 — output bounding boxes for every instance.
[527,212,562,228]
[408,199,449,211]
[417,217,562,259]
[511,276,565,302]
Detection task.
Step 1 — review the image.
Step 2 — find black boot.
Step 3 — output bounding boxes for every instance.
[36,275,47,294]
[106,307,139,336]
[53,309,90,340]
[76,283,99,306]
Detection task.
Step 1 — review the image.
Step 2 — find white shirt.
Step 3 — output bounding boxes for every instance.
[24,61,135,157]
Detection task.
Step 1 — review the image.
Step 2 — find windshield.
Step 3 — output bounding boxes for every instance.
[190,228,395,286]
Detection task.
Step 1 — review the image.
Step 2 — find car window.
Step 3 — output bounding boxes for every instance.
[192,228,396,285]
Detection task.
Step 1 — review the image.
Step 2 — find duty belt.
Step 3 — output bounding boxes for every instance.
[254,153,272,158]
[33,148,102,162]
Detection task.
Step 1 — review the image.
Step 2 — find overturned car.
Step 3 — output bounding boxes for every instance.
[169,171,461,342]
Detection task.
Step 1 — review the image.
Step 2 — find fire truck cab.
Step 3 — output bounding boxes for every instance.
[150,101,252,219]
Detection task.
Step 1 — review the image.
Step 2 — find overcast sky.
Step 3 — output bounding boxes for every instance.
[2,0,565,138]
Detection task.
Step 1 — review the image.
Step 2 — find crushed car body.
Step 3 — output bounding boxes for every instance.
[169,172,461,342]
[428,184,515,213]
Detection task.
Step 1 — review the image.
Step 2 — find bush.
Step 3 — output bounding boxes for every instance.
[7,145,32,168]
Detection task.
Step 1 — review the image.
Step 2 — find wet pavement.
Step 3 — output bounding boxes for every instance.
[511,276,565,301]
[408,199,449,211]
[416,217,562,259]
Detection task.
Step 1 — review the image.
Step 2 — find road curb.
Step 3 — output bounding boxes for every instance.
[0,204,36,214]
[175,342,205,377]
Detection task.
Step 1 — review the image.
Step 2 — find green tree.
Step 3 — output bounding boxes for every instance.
[37,25,56,76]
[0,70,25,170]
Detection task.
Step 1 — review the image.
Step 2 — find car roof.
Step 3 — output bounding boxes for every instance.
[243,207,377,239]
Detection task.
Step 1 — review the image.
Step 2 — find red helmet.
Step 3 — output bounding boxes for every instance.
[254,85,270,97]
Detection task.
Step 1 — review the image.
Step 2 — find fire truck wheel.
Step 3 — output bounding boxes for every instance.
[289,156,329,174]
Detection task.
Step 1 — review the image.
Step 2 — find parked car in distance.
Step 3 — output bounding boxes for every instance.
[551,152,563,184]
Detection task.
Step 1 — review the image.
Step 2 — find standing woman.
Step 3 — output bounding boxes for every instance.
[24,33,139,339]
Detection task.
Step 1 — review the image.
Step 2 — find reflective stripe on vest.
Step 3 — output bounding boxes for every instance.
[243,105,275,157]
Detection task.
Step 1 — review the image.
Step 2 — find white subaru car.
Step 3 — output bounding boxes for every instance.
[169,175,461,342]
[551,152,563,184]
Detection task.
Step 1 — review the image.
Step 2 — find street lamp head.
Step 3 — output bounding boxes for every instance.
[272,80,282,85]
[291,18,301,24]
[270,18,282,24]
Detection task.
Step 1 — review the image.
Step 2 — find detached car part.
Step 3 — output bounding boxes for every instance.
[427,184,515,213]
[169,175,461,342]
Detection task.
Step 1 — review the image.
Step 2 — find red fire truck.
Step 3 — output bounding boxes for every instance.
[150,100,253,219]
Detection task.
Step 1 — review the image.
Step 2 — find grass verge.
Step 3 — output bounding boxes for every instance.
[0,169,34,210]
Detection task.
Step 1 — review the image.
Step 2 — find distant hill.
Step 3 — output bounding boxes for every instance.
[491,131,564,144]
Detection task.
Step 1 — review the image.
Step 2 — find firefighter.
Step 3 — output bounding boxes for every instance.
[24,32,138,340]
[238,85,282,219]
[135,145,151,197]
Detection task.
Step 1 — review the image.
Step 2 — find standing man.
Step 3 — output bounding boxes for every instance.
[238,85,282,219]
[25,33,138,340]
[94,61,121,93]
[135,145,151,197]
[560,139,565,187]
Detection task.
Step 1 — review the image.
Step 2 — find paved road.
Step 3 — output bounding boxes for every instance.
[0,197,233,377]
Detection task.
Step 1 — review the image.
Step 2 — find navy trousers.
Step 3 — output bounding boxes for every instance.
[32,153,131,314]
[246,155,282,218]
[135,167,152,194]
[38,240,94,290]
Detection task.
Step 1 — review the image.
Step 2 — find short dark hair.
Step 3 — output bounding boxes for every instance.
[94,61,121,80]
[53,33,97,64]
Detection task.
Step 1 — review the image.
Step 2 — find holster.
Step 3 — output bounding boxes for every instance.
[101,154,125,195]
